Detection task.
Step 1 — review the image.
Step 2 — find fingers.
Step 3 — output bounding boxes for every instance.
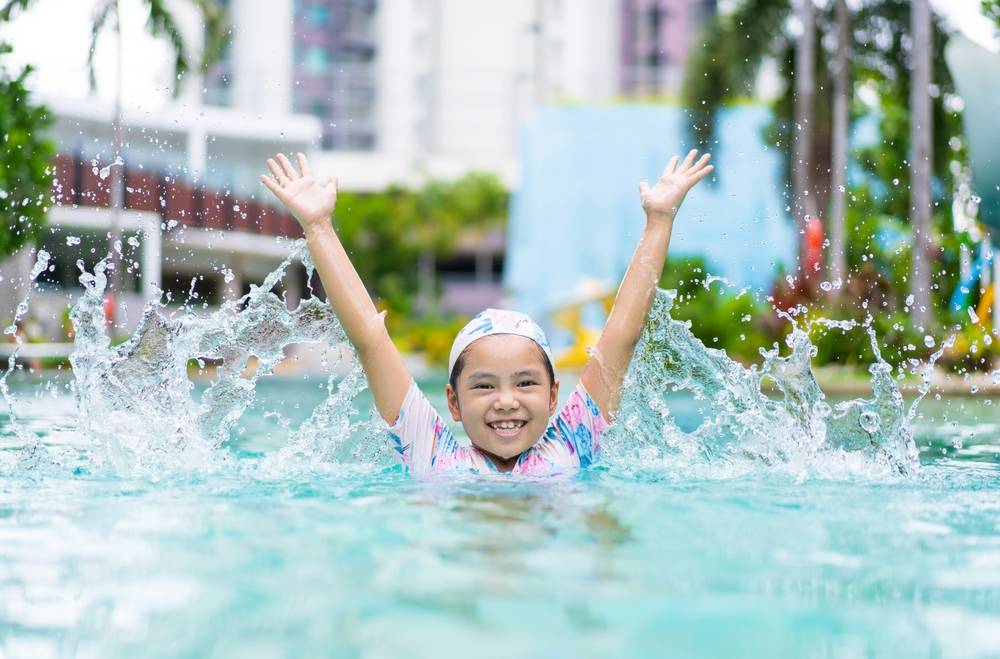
[324,175,339,192]
[660,155,679,179]
[266,158,288,185]
[296,152,312,178]
[276,153,299,180]
[678,148,698,172]
[688,164,714,185]
[638,180,650,197]
[259,174,285,200]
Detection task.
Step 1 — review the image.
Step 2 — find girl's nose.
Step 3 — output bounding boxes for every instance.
[495,390,520,410]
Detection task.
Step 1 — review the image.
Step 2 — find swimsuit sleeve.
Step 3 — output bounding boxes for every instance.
[385,380,445,474]
[553,383,611,468]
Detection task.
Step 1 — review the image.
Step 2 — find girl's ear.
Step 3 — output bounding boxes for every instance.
[549,379,560,415]
[445,383,462,422]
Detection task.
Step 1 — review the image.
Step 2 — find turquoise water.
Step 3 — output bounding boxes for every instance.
[2,374,999,659]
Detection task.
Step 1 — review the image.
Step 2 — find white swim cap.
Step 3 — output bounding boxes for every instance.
[448,308,554,377]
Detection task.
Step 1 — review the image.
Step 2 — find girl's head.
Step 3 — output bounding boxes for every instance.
[445,309,559,467]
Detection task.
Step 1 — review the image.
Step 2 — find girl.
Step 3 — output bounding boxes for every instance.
[261,150,712,475]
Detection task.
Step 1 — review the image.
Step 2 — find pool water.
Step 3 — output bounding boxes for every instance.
[2,374,998,659]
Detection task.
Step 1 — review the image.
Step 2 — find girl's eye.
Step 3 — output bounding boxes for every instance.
[518,380,537,387]
[472,383,493,390]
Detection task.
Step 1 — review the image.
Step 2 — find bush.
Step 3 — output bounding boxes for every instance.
[0,42,54,258]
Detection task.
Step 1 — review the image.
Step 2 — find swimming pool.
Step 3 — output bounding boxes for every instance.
[1,371,998,659]
[2,254,999,658]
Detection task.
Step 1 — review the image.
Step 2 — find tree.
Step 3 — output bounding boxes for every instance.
[683,0,823,271]
[909,0,933,327]
[684,0,963,313]
[334,173,508,316]
[0,42,53,259]
[984,0,1000,28]
[792,0,818,227]
[1,0,227,332]
[828,0,850,286]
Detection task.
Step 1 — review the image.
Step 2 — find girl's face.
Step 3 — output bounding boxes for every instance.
[445,334,559,471]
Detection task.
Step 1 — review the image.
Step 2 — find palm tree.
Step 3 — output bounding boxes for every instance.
[792,0,818,229]
[1,0,227,333]
[684,0,961,310]
[909,0,933,328]
[828,0,850,287]
[683,0,819,262]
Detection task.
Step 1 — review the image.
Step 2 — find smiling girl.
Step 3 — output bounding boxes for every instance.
[261,150,712,475]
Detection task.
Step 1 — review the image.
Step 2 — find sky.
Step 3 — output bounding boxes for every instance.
[0,0,997,111]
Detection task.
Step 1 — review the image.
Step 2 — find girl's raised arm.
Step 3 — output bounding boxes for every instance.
[580,149,713,422]
[261,152,411,424]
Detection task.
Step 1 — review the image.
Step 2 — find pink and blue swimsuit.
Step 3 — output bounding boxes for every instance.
[387,381,609,476]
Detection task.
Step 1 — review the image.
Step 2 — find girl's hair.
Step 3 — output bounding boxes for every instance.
[449,342,556,393]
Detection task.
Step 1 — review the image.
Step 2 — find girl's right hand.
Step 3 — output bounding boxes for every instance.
[638,149,712,222]
[260,152,338,231]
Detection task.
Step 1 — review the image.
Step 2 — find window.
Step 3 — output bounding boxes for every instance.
[304,46,330,75]
[307,4,330,27]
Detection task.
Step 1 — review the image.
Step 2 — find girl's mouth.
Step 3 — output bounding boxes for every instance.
[487,420,527,438]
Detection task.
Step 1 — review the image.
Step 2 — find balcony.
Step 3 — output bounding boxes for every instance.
[50,153,303,240]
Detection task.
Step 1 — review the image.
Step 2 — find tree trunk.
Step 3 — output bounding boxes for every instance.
[909,0,933,328]
[106,0,125,338]
[793,0,819,270]
[828,0,850,289]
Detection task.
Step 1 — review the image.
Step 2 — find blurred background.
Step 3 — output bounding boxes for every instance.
[0,0,998,379]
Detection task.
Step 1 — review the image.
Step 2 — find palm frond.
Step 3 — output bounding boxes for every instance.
[0,0,34,22]
[193,0,230,71]
[86,0,115,92]
[681,0,792,149]
[145,0,190,97]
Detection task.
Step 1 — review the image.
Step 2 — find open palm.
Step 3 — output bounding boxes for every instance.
[260,153,338,229]
[639,150,713,220]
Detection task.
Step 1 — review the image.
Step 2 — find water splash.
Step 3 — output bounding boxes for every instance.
[5,248,943,481]
[65,240,375,477]
[605,290,937,480]
[1,249,51,461]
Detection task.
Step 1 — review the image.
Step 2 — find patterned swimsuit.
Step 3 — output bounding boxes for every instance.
[387,381,609,476]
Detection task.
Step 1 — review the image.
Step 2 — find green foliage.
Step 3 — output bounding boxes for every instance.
[386,313,470,368]
[333,173,508,315]
[659,256,777,364]
[684,0,964,225]
[984,0,1000,29]
[681,0,791,150]
[802,186,973,369]
[850,0,965,216]
[0,42,53,259]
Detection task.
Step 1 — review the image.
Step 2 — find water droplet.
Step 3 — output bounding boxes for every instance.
[892,178,900,186]
[968,307,980,324]
[924,335,936,348]
[859,411,879,434]
[65,236,81,246]
[905,294,914,307]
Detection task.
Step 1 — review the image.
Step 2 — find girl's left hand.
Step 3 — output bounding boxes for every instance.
[639,150,713,221]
